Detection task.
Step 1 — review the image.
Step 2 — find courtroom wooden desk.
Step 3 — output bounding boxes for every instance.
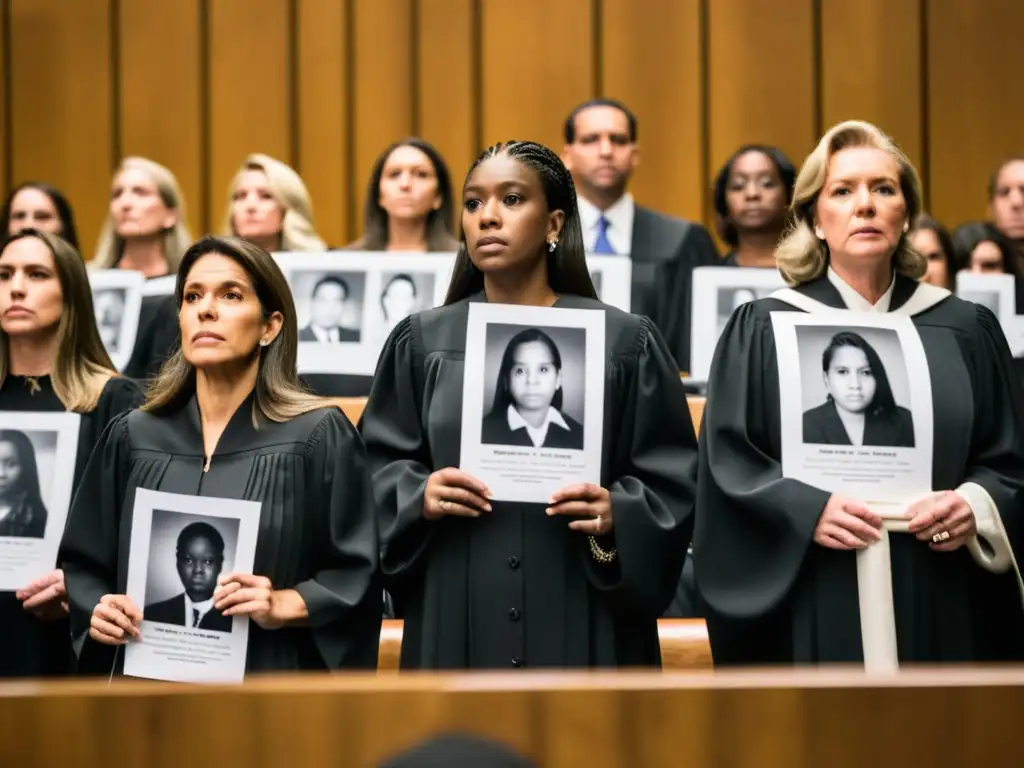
[2,667,1023,768]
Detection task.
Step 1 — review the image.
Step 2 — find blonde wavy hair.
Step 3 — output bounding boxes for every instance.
[93,157,193,272]
[222,154,326,252]
[143,235,333,423]
[775,120,926,286]
[2,230,120,412]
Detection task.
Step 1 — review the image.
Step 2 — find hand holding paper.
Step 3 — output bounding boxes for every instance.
[423,467,492,519]
[546,483,613,535]
[16,569,68,620]
[91,594,142,645]
[214,573,308,630]
[906,490,977,551]
[814,495,882,550]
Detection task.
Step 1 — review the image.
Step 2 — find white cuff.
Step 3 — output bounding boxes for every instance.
[955,482,1024,605]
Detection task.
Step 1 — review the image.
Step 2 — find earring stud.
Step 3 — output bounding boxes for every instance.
[259,339,269,347]
[548,240,557,252]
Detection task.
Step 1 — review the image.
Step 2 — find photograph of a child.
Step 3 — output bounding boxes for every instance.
[480,325,586,450]
[800,327,915,448]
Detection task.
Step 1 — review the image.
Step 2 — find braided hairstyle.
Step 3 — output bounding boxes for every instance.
[444,141,598,305]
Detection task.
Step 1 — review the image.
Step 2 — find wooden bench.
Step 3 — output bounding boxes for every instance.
[377,618,711,672]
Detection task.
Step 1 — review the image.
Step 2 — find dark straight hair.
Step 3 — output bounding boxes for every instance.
[0,182,80,251]
[490,327,563,414]
[951,221,1019,276]
[822,331,897,416]
[444,141,598,305]
[0,429,44,508]
[910,212,956,284]
[563,99,638,144]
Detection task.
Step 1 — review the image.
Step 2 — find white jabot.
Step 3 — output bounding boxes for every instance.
[507,404,570,448]
[577,193,635,255]
[826,266,895,312]
[185,594,215,628]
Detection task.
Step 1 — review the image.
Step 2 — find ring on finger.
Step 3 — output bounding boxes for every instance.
[932,530,951,543]
[438,498,449,513]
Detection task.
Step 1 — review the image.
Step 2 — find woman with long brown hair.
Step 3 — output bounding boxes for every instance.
[58,235,380,677]
[0,229,144,678]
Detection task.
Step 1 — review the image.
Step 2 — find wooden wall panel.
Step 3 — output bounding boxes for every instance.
[601,0,703,223]
[0,3,8,199]
[119,0,204,236]
[351,1,415,241]
[418,0,477,230]
[820,0,923,184]
[207,0,292,236]
[9,0,114,257]
[480,0,594,151]
[707,0,817,193]
[297,0,350,248]
[928,0,1024,227]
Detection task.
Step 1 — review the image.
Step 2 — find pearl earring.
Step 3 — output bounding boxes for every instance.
[259,339,269,347]
[548,240,557,252]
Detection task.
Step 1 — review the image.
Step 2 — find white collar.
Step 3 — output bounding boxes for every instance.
[185,593,214,623]
[507,404,569,448]
[826,266,896,312]
[577,193,635,254]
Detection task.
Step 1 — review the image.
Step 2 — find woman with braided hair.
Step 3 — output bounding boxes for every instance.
[360,141,697,669]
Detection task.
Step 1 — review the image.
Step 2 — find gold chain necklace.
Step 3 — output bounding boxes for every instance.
[23,376,41,395]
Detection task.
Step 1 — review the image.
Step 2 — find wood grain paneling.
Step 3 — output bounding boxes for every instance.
[351,0,415,240]
[207,0,292,235]
[9,0,114,257]
[602,0,703,223]
[928,0,1024,226]
[820,0,923,180]
[707,0,817,187]
[119,0,204,235]
[0,3,8,199]
[480,0,594,151]
[418,0,476,225]
[297,0,350,247]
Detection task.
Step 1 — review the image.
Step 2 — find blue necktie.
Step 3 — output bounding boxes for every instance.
[592,216,615,254]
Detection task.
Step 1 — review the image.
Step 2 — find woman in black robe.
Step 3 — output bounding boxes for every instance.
[59,235,381,677]
[0,229,143,678]
[360,141,697,670]
[695,120,1024,666]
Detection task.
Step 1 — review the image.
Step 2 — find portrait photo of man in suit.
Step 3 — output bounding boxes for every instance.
[144,521,233,633]
[298,275,362,344]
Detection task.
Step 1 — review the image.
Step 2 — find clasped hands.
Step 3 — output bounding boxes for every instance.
[814,490,977,552]
[89,573,299,646]
[424,467,613,535]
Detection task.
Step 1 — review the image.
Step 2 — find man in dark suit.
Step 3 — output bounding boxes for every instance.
[561,99,720,368]
[298,275,361,343]
[144,521,232,633]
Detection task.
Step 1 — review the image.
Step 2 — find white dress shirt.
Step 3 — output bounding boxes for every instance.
[577,193,635,255]
[185,594,215,628]
[309,324,340,343]
[507,404,570,448]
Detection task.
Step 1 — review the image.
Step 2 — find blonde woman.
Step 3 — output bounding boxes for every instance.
[59,236,379,678]
[694,120,1024,666]
[93,157,192,277]
[223,154,326,252]
[0,229,143,678]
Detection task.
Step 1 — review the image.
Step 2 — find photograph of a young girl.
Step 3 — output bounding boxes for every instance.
[0,429,52,538]
[800,328,915,448]
[480,325,586,450]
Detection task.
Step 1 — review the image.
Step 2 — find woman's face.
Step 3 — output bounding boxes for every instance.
[7,188,62,237]
[909,228,949,288]
[180,253,280,370]
[815,147,907,269]
[382,278,417,321]
[0,237,64,338]
[969,241,1004,273]
[111,168,176,240]
[824,345,876,414]
[462,154,563,276]
[726,150,787,233]
[232,170,285,243]
[990,160,1024,240]
[508,340,560,412]
[0,440,23,495]
[378,146,441,222]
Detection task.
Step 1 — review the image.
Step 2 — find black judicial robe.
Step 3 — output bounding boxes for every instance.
[694,274,1024,664]
[59,394,381,676]
[360,293,697,670]
[0,374,144,678]
[124,294,178,382]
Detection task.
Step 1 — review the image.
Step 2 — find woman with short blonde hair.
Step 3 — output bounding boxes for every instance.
[695,119,1024,667]
[93,157,192,276]
[223,154,326,253]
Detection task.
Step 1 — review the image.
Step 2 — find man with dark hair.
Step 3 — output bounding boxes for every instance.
[299,275,361,343]
[561,99,720,367]
[144,521,232,632]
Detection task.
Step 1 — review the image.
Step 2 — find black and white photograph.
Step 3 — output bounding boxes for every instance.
[955,271,1016,321]
[479,324,586,451]
[0,412,80,591]
[292,269,365,344]
[796,325,915,448]
[87,268,144,370]
[143,510,241,633]
[459,304,605,503]
[377,271,435,336]
[124,489,259,684]
[688,266,786,381]
[772,311,933,505]
[584,254,632,312]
